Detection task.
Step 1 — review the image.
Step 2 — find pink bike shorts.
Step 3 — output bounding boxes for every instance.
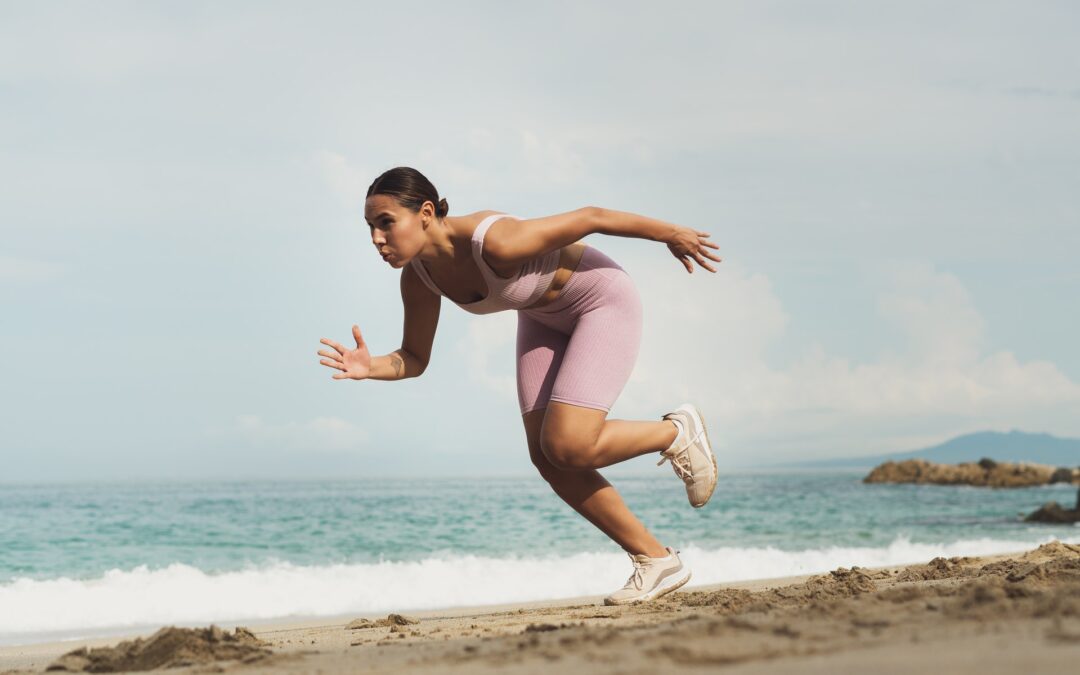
[516,245,642,415]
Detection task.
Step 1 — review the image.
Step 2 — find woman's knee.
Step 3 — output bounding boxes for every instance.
[529,447,563,483]
[539,432,596,471]
[526,430,581,479]
[523,409,561,481]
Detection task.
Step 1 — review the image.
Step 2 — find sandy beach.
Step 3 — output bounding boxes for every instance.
[2,540,1077,674]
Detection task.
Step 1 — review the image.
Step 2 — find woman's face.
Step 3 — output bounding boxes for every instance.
[364,194,430,268]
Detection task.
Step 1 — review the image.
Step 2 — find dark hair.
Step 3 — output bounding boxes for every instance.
[366,166,449,218]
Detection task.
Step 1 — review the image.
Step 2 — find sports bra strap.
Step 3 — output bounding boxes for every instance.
[471,213,514,246]
[471,213,518,278]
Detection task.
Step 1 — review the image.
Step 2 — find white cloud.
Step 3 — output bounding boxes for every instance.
[877,262,985,366]
[227,414,369,453]
[640,261,1080,457]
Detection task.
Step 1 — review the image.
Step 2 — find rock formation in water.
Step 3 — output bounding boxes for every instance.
[863,458,1080,488]
[1024,487,1080,524]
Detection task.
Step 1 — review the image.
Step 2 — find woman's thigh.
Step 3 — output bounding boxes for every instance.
[547,272,643,414]
[516,311,571,416]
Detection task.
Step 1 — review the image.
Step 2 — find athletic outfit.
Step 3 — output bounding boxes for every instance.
[410,213,642,416]
[409,212,717,605]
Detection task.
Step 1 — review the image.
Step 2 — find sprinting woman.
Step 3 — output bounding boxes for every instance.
[317,167,722,605]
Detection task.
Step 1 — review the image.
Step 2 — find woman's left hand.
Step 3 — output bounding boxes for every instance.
[667,226,722,273]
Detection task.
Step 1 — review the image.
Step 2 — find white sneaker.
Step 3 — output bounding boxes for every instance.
[658,403,718,508]
[603,546,691,606]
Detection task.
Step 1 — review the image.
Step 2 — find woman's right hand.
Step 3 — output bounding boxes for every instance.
[666,225,722,273]
[318,325,371,380]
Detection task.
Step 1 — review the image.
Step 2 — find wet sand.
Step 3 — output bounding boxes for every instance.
[3,541,1078,673]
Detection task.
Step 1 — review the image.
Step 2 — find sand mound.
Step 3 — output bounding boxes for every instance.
[344,613,420,630]
[680,565,877,611]
[895,555,979,581]
[1024,541,1080,559]
[45,625,271,672]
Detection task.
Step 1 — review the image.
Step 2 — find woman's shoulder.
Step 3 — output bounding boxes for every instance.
[448,210,513,237]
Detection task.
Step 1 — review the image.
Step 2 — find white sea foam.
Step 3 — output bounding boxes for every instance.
[2,533,1077,646]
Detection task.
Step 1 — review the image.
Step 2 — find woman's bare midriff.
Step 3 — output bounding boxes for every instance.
[524,241,586,309]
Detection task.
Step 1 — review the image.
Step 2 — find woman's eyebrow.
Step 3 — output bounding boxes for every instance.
[365,211,394,225]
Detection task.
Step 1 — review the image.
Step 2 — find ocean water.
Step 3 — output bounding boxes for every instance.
[1,471,1077,646]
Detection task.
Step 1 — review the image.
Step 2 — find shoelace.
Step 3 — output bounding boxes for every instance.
[657,450,693,483]
[623,556,648,590]
[657,418,704,484]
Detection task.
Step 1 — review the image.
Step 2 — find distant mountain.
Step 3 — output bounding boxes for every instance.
[781,430,1080,469]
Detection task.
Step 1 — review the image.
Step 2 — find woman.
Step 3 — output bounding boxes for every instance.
[317,167,722,605]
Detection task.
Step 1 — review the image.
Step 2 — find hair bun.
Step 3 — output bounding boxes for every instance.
[436,197,449,217]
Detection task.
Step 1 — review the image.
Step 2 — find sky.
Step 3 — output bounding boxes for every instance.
[1,1,1078,481]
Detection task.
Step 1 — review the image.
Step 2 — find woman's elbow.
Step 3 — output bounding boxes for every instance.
[585,205,606,233]
[400,349,429,378]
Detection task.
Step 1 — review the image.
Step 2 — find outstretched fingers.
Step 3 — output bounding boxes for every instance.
[692,252,718,273]
[317,349,342,362]
[318,339,347,376]
[320,337,347,355]
[697,234,722,269]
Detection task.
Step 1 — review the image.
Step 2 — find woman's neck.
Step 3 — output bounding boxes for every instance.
[420,217,463,267]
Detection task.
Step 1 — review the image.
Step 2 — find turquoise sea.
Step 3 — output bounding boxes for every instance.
[1,471,1077,646]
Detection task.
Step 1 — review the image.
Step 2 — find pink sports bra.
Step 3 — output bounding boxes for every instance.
[409,213,560,315]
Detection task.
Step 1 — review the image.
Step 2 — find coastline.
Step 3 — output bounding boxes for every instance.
[3,542,1078,673]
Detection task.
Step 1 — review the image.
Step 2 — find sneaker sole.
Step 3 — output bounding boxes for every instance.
[682,404,718,508]
[603,566,692,606]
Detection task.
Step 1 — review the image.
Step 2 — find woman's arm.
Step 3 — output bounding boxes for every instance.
[317,266,441,381]
[483,207,599,265]
[593,207,679,241]
[485,207,722,273]
[394,265,440,378]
